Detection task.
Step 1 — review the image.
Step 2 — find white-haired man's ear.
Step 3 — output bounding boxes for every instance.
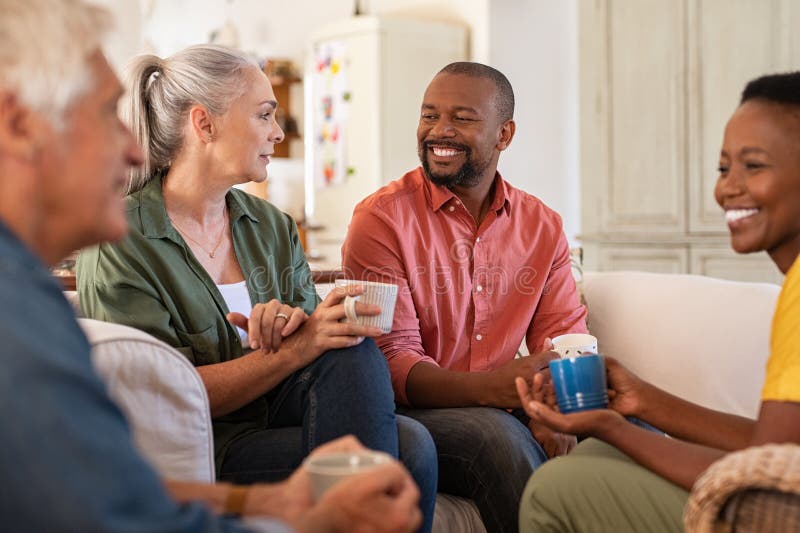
[0,91,47,162]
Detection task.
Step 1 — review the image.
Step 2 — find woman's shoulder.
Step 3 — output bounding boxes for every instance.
[77,193,165,282]
[121,189,154,236]
[777,256,800,309]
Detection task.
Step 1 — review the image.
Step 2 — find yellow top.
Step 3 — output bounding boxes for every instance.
[762,256,800,402]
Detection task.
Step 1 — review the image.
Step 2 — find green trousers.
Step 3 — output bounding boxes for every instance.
[519,438,689,533]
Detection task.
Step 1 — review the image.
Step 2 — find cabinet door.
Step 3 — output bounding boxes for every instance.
[688,0,800,233]
[597,245,689,274]
[692,246,783,284]
[580,0,687,235]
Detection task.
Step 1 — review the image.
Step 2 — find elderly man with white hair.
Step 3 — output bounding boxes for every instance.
[0,0,421,531]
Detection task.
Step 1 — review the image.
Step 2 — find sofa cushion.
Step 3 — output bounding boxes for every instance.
[583,271,780,418]
[79,318,216,482]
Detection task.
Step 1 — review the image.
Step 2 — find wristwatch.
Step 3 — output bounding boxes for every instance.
[223,485,249,517]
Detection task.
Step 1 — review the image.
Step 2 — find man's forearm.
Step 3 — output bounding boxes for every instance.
[405,362,488,408]
[405,352,554,409]
[165,479,299,521]
[164,480,230,514]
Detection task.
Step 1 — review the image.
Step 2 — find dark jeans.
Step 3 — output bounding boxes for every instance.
[219,339,437,533]
[398,406,549,533]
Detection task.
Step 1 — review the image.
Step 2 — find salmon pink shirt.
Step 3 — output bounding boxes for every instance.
[342,167,587,405]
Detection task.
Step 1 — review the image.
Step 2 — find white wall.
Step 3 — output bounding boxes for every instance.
[141,0,352,61]
[96,0,489,66]
[91,0,143,73]
[371,0,489,61]
[489,0,580,244]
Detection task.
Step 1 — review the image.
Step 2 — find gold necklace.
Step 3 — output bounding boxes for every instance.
[170,208,228,259]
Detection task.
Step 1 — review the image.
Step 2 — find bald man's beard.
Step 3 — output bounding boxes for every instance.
[418,140,489,189]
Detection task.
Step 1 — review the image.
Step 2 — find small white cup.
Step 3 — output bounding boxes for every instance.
[334,279,399,334]
[305,451,393,501]
[551,333,598,358]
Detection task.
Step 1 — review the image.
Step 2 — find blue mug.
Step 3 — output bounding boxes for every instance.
[548,354,609,413]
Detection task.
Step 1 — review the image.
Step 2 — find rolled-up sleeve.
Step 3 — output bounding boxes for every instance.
[342,207,438,405]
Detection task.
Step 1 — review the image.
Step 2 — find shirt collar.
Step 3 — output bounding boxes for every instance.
[0,217,49,274]
[421,167,512,216]
[422,168,458,212]
[137,174,260,240]
[492,172,513,216]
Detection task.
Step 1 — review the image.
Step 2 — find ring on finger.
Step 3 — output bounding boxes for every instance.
[275,312,290,321]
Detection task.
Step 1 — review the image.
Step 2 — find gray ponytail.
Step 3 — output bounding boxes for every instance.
[124,44,260,193]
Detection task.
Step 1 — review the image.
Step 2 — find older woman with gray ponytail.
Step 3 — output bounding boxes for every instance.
[77,44,436,533]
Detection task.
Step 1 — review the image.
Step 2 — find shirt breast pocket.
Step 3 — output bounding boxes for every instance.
[174,323,219,366]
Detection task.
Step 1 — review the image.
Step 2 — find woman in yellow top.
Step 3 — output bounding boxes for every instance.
[516,71,800,532]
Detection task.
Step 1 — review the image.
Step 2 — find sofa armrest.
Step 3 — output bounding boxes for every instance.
[79,318,216,483]
[64,290,82,317]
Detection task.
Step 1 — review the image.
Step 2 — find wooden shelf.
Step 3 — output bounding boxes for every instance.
[265,61,302,159]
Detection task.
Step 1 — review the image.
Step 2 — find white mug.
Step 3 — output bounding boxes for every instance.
[305,451,393,501]
[334,279,399,334]
[551,333,598,358]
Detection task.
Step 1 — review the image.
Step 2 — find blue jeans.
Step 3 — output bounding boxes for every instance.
[398,406,549,533]
[219,339,437,533]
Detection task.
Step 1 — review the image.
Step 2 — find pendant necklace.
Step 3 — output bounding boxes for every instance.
[170,208,228,259]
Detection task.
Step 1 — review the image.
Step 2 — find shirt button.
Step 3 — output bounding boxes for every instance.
[476,334,483,341]
[476,237,481,243]
[476,285,483,292]
[448,206,455,212]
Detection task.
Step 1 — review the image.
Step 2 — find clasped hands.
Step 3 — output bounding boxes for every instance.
[227,285,384,360]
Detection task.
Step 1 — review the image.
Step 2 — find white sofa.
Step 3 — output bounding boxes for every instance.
[69,270,780,532]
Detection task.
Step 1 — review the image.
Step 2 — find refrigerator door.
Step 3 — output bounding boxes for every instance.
[305,16,468,248]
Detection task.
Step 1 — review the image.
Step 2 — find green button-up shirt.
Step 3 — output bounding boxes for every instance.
[77,175,320,471]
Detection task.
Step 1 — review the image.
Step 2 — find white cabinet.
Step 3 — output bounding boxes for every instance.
[595,245,689,275]
[692,246,783,284]
[304,16,467,248]
[580,0,797,285]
